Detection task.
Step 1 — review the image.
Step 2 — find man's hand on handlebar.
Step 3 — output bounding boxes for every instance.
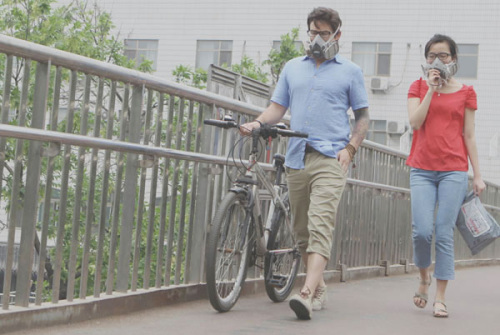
[239,120,262,136]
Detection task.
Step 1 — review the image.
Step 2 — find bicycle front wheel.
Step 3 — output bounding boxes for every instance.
[205,191,252,312]
[264,199,300,302]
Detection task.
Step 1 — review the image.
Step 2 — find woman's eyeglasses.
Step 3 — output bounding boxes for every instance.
[426,52,451,61]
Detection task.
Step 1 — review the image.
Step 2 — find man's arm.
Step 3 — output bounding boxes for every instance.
[337,107,369,172]
[350,107,370,149]
[239,102,287,135]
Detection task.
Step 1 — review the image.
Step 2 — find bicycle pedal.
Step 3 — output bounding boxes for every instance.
[268,275,287,288]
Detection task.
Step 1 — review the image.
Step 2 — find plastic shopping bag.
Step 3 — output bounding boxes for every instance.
[456,191,500,255]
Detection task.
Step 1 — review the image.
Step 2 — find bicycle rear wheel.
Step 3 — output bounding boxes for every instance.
[264,196,300,302]
[205,191,252,312]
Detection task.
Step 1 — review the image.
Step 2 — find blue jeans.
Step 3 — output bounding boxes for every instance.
[410,168,468,280]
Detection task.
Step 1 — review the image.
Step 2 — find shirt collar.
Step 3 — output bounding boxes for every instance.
[302,54,343,64]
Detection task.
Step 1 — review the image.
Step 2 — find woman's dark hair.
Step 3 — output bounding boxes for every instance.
[307,7,342,32]
[424,34,459,61]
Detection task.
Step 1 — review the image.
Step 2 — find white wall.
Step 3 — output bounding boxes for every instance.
[56,0,500,185]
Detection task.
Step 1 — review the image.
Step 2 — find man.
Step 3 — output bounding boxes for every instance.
[241,7,369,320]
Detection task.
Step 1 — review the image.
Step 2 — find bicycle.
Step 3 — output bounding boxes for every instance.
[203,117,308,312]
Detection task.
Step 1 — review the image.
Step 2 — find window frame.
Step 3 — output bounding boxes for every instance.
[124,39,159,71]
[455,43,479,79]
[351,42,392,77]
[195,40,233,70]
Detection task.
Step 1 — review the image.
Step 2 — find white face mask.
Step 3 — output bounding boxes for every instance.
[307,25,341,60]
[421,58,458,87]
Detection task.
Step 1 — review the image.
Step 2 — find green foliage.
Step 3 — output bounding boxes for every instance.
[0,0,153,301]
[229,55,268,83]
[172,65,207,89]
[264,27,305,84]
[0,0,147,70]
[0,0,63,44]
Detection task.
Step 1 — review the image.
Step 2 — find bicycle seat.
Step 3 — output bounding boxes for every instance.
[273,154,285,167]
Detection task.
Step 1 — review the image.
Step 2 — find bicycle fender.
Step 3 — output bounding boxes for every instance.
[228,186,249,197]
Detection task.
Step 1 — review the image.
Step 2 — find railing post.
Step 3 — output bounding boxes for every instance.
[380,260,391,276]
[15,61,50,306]
[187,104,214,283]
[337,263,348,282]
[1,55,14,310]
[116,84,143,292]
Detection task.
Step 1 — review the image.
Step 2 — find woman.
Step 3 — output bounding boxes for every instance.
[407,34,486,318]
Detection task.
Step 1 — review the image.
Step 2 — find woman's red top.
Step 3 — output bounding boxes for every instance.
[406,78,477,171]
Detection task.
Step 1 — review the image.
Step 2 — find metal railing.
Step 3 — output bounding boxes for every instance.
[0,34,498,312]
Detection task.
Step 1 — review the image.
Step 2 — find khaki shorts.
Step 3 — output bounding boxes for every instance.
[286,150,347,260]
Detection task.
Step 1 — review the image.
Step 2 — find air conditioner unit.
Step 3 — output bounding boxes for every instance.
[386,120,406,134]
[370,77,389,92]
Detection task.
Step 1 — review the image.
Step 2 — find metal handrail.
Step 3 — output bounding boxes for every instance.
[0,34,265,119]
[0,123,250,167]
[0,123,433,197]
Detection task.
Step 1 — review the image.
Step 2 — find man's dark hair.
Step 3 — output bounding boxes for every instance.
[424,34,459,61]
[307,7,342,32]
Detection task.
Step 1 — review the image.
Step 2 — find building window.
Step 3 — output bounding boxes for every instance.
[456,44,478,79]
[124,39,159,70]
[272,40,303,52]
[352,42,392,76]
[196,40,233,70]
[366,119,388,145]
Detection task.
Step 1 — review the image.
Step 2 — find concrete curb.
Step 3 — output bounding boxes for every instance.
[1,258,498,334]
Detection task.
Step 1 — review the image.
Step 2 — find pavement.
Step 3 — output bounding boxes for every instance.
[8,265,500,335]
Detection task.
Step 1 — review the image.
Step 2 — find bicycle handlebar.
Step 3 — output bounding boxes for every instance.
[275,128,308,138]
[203,119,309,139]
[203,119,239,129]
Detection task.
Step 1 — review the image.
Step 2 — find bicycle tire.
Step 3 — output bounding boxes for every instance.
[205,191,252,312]
[264,195,300,302]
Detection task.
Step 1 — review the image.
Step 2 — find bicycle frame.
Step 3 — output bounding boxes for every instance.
[203,118,307,311]
[230,150,296,259]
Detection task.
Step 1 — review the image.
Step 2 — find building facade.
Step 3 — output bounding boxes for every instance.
[58,0,500,184]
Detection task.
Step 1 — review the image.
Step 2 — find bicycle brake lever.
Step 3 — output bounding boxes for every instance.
[257,124,278,139]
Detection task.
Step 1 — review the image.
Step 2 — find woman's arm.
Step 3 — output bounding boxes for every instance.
[463,107,486,195]
[408,90,434,130]
[408,69,440,130]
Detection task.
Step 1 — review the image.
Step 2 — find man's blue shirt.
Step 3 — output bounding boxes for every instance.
[271,54,369,169]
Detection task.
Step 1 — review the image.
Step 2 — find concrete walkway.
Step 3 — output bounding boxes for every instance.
[8,265,500,335]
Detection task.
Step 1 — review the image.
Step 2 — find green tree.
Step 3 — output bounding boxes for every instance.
[0,0,138,67]
[230,55,268,83]
[264,27,304,84]
[172,65,207,90]
[0,0,151,300]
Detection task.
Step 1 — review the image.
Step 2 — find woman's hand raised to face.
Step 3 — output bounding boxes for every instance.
[426,69,441,90]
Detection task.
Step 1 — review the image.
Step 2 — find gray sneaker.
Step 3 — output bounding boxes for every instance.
[289,292,312,320]
[312,286,328,311]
